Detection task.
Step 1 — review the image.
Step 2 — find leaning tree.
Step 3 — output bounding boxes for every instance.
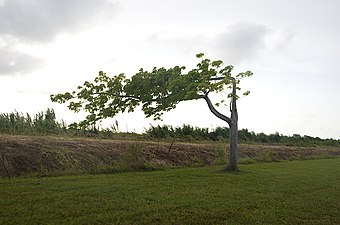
[51,53,252,171]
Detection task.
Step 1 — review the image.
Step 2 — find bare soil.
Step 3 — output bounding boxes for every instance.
[0,134,339,177]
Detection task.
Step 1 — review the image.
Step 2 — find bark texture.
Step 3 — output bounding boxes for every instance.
[228,78,238,170]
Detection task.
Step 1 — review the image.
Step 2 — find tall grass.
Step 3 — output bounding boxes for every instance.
[0,109,66,135]
[0,109,123,138]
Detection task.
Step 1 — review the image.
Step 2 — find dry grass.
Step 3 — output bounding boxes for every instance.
[0,134,339,177]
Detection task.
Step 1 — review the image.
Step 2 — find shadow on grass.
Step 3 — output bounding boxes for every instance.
[214,166,253,175]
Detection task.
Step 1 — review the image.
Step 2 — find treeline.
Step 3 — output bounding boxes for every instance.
[0,109,339,147]
[145,125,340,147]
[145,125,226,141]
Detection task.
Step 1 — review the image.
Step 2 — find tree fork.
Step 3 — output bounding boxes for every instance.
[202,77,239,171]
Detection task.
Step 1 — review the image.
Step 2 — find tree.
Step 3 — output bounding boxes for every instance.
[51,54,253,171]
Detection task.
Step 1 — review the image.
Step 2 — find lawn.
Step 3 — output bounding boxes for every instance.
[0,158,339,225]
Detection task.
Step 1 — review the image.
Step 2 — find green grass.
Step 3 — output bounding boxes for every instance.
[0,158,339,225]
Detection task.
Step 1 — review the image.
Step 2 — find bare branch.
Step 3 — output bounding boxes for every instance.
[115,95,142,100]
[92,92,142,101]
[198,94,231,125]
[209,77,225,81]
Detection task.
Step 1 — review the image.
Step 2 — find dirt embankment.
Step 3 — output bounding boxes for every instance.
[0,135,339,177]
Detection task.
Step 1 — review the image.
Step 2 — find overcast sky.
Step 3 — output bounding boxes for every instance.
[0,0,339,139]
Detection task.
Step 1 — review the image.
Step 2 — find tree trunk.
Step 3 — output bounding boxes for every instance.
[228,116,238,171]
[227,78,238,171]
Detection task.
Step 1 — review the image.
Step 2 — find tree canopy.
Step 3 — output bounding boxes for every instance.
[51,54,252,128]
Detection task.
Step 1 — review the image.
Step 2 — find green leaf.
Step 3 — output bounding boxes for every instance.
[196,53,204,58]
[243,91,251,96]
[212,60,223,67]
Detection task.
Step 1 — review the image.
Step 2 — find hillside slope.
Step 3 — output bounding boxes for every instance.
[1,134,339,177]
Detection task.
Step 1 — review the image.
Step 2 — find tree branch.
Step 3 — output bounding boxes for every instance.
[92,92,142,101]
[116,95,142,100]
[209,77,225,81]
[230,77,237,114]
[198,94,231,125]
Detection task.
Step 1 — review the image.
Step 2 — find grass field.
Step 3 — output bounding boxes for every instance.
[0,158,339,225]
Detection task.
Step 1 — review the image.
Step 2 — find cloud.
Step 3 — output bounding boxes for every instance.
[214,22,270,64]
[0,0,119,76]
[143,22,271,65]
[0,0,120,43]
[0,44,44,76]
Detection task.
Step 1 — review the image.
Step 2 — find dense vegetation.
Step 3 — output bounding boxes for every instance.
[0,109,339,147]
[1,158,339,225]
[0,109,66,134]
[146,125,340,147]
[0,109,102,136]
